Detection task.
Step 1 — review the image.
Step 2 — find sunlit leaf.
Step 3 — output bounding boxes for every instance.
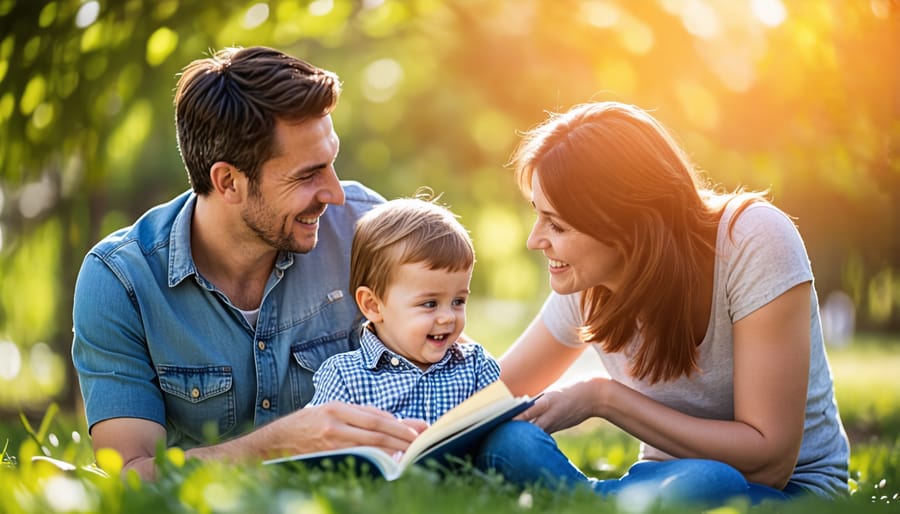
[38,2,58,28]
[80,21,104,53]
[19,75,46,116]
[106,99,153,172]
[145,26,178,67]
[356,0,410,38]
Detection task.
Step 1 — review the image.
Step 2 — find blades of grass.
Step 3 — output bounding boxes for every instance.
[35,402,59,443]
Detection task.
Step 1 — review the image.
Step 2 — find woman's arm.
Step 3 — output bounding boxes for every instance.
[521,283,810,488]
[500,315,586,397]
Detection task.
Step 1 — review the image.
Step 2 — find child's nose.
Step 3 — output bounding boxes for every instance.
[436,308,453,325]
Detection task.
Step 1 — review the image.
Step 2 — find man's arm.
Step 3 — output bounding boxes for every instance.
[93,402,424,480]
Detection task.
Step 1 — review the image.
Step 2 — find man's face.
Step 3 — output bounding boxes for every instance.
[241,115,345,254]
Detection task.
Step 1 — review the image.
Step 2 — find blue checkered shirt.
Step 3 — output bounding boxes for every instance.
[307,326,501,424]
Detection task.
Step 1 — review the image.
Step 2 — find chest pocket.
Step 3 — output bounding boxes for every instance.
[288,330,356,408]
[157,364,235,444]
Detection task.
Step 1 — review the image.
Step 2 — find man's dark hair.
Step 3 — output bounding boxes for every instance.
[174,46,341,194]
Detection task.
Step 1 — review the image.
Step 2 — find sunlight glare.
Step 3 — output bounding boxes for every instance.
[308,0,334,17]
[30,342,61,387]
[582,1,620,28]
[752,0,787,27]
[680,0,720,39]
[0,340,21,380]
[363,58,403,103]
[243,3,270,29]
[74,1,99,29]
[19,175,56,219]
[43,476,91,512]
[870,0,892,18]
[617,18,654,55]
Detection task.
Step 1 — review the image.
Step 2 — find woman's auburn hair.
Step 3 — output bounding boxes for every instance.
[511,101,762,383]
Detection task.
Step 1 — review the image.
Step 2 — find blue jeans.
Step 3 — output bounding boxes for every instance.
[476,421,800,507]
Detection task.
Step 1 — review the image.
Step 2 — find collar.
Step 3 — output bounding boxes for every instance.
[168,193,199,287]
[167,193,294,287]
[358,324,461,371]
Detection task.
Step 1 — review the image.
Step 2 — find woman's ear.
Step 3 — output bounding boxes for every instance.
[209,161,245,204]
[355,286,384,323]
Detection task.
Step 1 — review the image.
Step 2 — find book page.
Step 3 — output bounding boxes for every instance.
[400,380,518,466]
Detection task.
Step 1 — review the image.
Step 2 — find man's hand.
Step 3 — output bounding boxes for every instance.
[90,402,424,481]
[400,418,429,434]
[259,402,423,457]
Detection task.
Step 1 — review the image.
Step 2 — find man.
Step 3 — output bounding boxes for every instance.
[72,46,424,480]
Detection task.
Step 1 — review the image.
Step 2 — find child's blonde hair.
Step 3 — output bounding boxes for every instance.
[350,195,475,300]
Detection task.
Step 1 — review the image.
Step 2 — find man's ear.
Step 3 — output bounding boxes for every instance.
[355,286,384,323]
[209,161,245,204]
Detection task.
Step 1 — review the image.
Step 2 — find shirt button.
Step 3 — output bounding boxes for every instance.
[261,398,270,409]
[257,341,266,351]
[191,388,200,399]
[390,357,400,366]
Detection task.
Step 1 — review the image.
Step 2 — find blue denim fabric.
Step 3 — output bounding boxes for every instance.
[72,182,384,448]
[477,421,802,508]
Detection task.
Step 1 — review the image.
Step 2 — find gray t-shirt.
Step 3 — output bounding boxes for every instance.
[540,201,849,497]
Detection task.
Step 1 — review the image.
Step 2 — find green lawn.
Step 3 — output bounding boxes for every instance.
[1,329,898,513]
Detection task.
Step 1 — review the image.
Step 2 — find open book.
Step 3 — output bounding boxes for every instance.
[263,380,536,480]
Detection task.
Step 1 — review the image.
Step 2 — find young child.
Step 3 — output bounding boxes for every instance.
[307,196,500,424]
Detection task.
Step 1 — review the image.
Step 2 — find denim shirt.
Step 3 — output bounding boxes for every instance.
[72,181,384,448]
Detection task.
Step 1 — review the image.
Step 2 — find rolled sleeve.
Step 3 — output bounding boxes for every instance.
[72,253,166,431]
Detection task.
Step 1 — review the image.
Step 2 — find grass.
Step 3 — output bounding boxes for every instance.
[1,329,899,513]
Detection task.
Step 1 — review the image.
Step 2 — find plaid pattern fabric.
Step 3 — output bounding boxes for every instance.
[308,327,501,424]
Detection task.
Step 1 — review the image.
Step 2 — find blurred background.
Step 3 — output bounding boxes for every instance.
[0,0,898,420]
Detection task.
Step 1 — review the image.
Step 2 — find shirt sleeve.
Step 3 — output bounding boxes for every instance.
[307,357,353,406]
[538,292,585,347]
[71,253,167,430]
[473,345,501,390]
[723,203,814,322]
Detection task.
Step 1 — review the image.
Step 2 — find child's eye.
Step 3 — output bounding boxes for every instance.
[452,298,467,307]
[422,301,437,308]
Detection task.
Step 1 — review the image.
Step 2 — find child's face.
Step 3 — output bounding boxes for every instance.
[369,261,472,371]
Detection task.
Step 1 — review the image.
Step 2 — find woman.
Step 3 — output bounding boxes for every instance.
[478,102,849,506]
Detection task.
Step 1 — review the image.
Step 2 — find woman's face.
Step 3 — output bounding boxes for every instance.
[526,173,625,294]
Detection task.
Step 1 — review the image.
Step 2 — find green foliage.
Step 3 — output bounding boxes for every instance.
[0,418,898,513]
[1,340,899,513]
[1,0,899,411]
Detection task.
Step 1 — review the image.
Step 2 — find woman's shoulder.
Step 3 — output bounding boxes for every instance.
[719,197,801,247]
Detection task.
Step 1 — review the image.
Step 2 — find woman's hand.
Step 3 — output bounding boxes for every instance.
[516,378,607,434]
